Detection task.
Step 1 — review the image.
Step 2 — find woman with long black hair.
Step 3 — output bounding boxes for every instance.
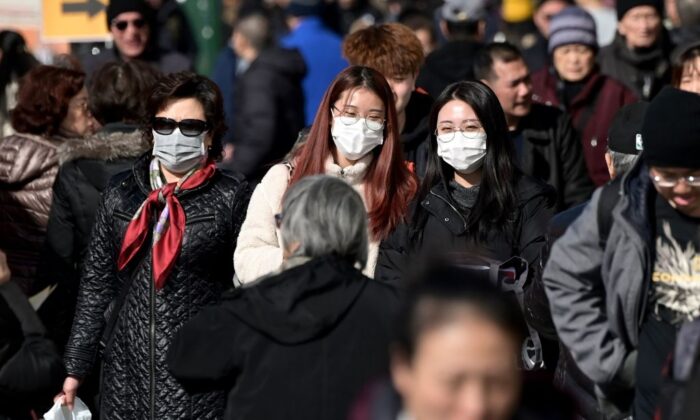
[376,80,555,291]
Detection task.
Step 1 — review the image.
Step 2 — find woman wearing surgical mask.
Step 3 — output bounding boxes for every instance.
[57,72,251,418]
[376,81,556,293]
[234,66,418,283]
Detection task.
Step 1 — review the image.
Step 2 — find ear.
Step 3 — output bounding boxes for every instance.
[390,349,413,398]
[604,151,616,179]
[617,21,626,37]
[477,21,486,41]
[480,78,492,88]
[439,20,449,39]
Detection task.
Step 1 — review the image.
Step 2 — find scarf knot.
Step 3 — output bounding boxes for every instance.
[117,159,216,289]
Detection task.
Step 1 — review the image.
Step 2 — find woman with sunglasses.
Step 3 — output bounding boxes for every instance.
[57,72,251,418]
[376,81,556,314]
[234,66,418,284]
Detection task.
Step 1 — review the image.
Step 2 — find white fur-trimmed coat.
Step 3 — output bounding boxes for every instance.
[233,155,379,284]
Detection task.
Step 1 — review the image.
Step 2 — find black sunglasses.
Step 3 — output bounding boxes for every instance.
[152,117,210,137]
[113,18,147,31]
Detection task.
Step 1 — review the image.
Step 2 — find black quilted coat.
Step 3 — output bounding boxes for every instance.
[63,154,250,419]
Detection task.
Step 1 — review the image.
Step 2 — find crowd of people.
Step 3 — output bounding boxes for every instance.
[3,0,700,418]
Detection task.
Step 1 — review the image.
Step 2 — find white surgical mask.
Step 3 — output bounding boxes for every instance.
[331,117,384,161]
[437,131,488,174]
[152,128,206,173]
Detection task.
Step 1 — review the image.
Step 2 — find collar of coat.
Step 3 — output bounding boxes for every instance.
[56,124,150,165]
[324,153,372,186]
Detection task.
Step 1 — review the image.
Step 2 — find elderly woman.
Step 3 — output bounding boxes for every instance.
[58,72,251,418]
[168,175,399,420]
[0,65,94,296]
[38,60,160,353]
[531,7,637,186]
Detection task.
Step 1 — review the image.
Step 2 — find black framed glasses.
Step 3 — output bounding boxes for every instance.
[112,18,147,31]
[152,117,210,137]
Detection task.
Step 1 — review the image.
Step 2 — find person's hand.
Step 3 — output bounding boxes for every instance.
[54,376,82,410]
[0,250,10,285]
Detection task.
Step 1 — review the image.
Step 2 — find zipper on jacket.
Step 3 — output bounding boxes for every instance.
[150,245,156,419]
[428,190,468,231]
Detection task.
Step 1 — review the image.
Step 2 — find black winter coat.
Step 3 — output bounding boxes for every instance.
[401,91,432,177]
[63,154,251,419]
[376,175,556,364]
[37,124,150,351]
[167,256,400,420]
[225,47,306,181]
[416,40,482,99]
[516,104,594,211]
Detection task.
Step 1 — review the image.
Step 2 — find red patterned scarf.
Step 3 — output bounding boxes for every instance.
[117,160,216,289]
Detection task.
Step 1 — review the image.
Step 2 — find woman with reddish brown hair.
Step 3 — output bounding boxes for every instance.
[234,65,418,283]
[0,65,95,296]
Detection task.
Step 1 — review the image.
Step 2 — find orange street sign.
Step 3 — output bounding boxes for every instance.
[42,0,110,42]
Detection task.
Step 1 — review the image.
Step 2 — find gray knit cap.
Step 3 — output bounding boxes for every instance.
[548,7,597,54]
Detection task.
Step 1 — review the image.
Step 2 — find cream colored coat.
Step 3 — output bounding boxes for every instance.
[233,155,378,284]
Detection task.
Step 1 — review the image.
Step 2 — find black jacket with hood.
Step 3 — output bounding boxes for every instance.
[401,90,433,177]
[167,255,399,420]
[36,124,151,351]
[226,47,306,181]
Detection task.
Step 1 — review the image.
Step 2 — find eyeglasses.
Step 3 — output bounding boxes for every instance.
[112,18,147,31]
[650,173,700,188]
[434,126,485,142]
[152,117,210,137]
[331,106,385,132]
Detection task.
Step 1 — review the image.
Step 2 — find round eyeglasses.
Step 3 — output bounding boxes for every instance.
[434,127,485,142]
[650,174,700,188]
[332,107,385,132]
[153,117,210,137]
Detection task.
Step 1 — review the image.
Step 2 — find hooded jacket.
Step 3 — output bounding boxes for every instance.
[598,32,672,100]
[167,255,399,420]
[543,158,654,388]
[531,67,637,186]
[0,133,75,295]
[36,124,150,350]
[63,154,251,419]
[226,47,306,181]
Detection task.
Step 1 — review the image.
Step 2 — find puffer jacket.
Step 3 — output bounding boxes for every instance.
[543,158,653,390]
[0,133,73,295]
[63,154,251,419]
[36,124,150,351]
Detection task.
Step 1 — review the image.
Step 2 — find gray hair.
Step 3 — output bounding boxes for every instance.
[279,175,369,268]
[234,13,272,52]
[607,148,639,176]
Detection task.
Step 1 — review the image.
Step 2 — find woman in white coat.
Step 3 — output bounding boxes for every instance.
[234,66,418,283]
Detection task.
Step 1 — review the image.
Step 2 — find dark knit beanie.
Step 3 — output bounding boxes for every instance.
[616,0,662,21]
[107,0,150,26]
[608,102,648,155]
[548,7,597,54]
[285,0,322,17]
[642,87,700,168]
